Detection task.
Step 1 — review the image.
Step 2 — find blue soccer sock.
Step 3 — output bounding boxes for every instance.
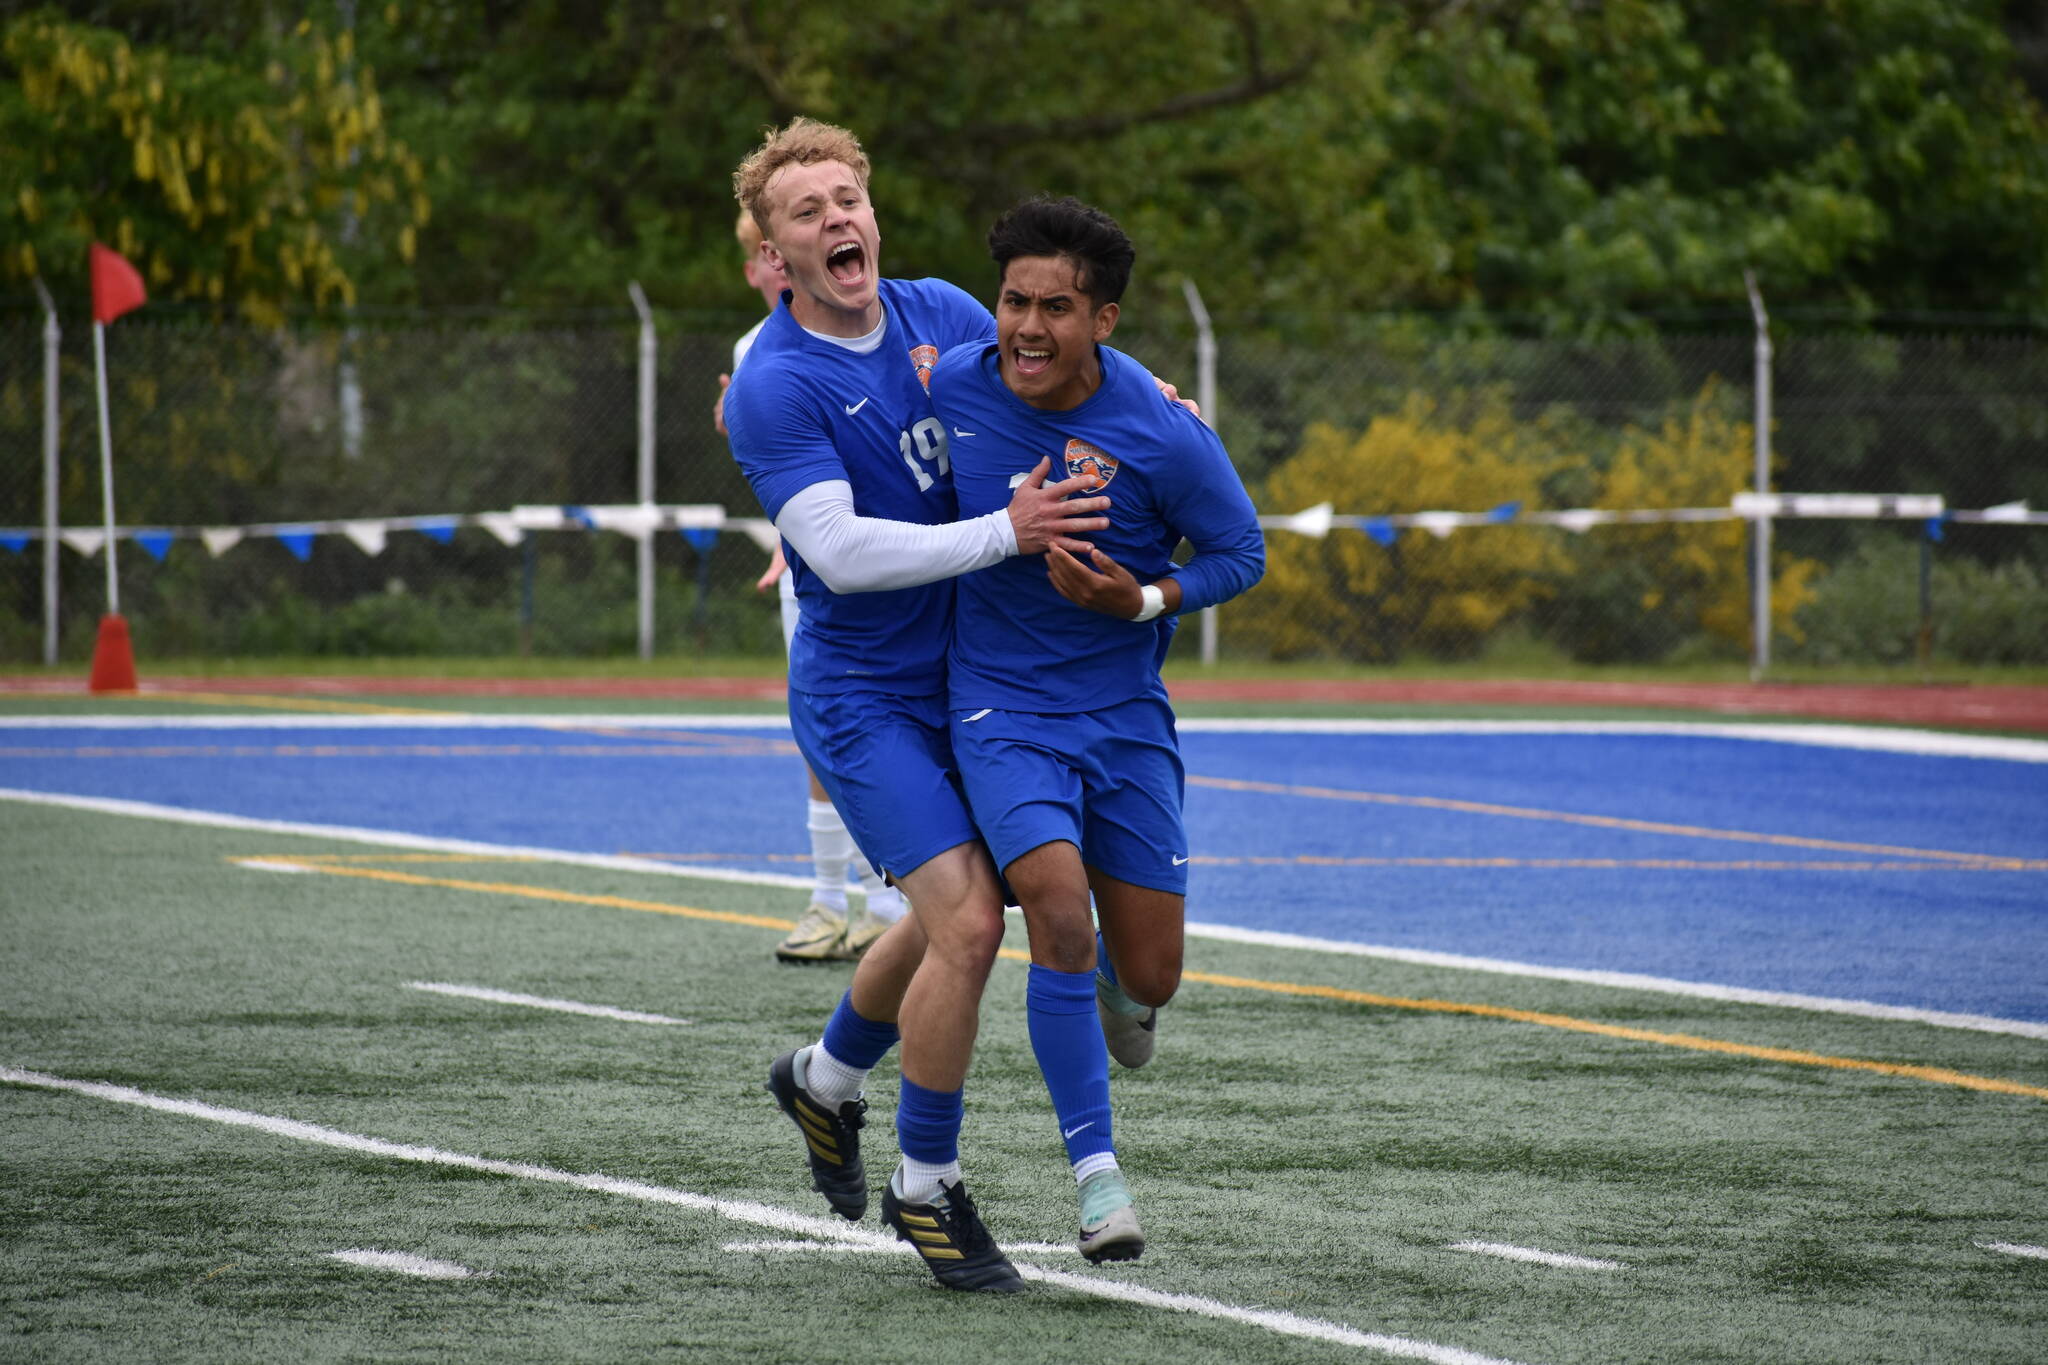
[1027,962,1115,1172]
[895,1077,965,1201]
[809,992,899,1106]
[1093,931,1149,1018]
[1094,930,1119,989]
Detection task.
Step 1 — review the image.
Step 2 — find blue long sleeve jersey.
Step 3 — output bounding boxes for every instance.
[723,278,994,694]
[931,340,1265,712]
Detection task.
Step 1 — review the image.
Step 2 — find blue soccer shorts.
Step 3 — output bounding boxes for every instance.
[788,686,981,882]
[950,694,1188,896]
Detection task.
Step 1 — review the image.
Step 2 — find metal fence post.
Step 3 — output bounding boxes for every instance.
[1744,269,1773,681]
[1182,277,1220,666]
[630,282,656,661]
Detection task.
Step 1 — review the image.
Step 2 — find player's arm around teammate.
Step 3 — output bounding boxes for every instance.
[727,121,1128,1293]
[930,196,1264,1262]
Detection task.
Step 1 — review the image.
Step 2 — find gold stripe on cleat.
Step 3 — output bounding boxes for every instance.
[916,1246,965,1261]
[897,1212,939,1229]
[907,1228,950,1245]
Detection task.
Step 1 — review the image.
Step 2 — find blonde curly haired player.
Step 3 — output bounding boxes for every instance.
[718,206,906,963]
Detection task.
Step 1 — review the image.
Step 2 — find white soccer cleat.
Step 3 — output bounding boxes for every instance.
[775,902,849,963]
[1096,975,1158,1069]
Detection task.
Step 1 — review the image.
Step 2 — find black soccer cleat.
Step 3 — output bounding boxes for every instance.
[881,1175,1025,1293]
[766,1048,868,1221]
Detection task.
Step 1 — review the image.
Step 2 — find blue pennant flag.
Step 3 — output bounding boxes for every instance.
[1487,501,1523,523]
[417,518,457,545]
[0,533,27,555]
[1924,515,1946,543]
[277,529,315,562]
[564,505,596,530]
[134,530,174,562]
[1362,517,1398,547]
[681,528,718,553]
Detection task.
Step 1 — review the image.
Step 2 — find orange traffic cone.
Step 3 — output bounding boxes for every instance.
[88,613,138,693]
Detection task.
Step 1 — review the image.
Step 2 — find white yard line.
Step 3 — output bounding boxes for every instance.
[1977,1240,2048,1261]
[723,1238,1078,1258]
[1449,1241,1624,1271]
[329,1248,488,1280]
[1,1065,1524,1365]
[406,982,688,1026]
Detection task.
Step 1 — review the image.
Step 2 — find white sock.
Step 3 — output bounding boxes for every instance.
[894,1158,962,1204]
[801,1043,866,1108]
[1073,1152,1119,1185]
[857,861,907,924]
[807,798,852,909]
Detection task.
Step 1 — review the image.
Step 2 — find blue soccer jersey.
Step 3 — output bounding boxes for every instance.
[724,278,994,695]
[931,341,1265,712]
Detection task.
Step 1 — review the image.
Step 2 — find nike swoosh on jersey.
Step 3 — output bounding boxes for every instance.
[843,396,870,415]
[953,427,975,437]
[1171,855,1191,866]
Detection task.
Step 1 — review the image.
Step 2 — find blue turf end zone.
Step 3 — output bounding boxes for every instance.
[4,722,2043,1023]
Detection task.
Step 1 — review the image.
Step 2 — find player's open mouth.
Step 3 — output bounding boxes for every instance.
[827,241,866,286]
[1013,347,1052,377]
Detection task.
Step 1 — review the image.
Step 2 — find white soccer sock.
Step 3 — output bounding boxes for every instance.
[856,861,907,924]
[801,1043,867,1108]
[1073,1152,1120,1185]
[807,798,852,911]
[895,1158,963,1205]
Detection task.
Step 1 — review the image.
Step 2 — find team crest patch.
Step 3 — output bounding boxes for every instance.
[910,344,939,391]
[1064,438,1119,487]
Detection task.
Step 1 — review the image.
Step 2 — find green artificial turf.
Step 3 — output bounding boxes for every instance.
[3,803,2044,1363]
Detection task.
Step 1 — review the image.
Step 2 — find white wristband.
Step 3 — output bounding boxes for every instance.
[1131,583,1167,622]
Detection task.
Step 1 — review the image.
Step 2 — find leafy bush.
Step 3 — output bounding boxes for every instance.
[1544,385,1819,663]
[1246,392,1568,662]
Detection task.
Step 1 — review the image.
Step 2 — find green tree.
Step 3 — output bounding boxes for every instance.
[1,6,428,322]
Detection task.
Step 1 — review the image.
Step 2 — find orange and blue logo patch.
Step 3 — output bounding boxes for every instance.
[1064,438,1119,487]
[910,344,939,391]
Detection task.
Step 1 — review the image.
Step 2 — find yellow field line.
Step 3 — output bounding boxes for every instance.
[105,690,447,716]
[1182,970,2048,1100]
[238,856,2047,1102]
[1187,774,2013,864]
[237,859,793,932]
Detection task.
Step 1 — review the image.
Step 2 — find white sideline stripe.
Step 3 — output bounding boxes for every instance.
[1182,920,2048,1041]
[329,1248,487,1280]
[238,858,316,874]
[0,1066,1524,1365]
[406,981,687,1026]
[5,783,2042,1040]
[1449,1241,1623,1271]
[722,1238,1080,1258]
[5,712,2046,764]
[1175,719,2048,765]
[1978,1240,2048,1260]
[0,787,813,893]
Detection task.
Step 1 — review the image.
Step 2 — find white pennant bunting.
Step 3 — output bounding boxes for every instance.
[477,515,524,547]
[340,521,389,556]
[60,530,106,558]
[201,527,245,557]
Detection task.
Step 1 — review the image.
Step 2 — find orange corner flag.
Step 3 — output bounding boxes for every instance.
[90,243,147,325]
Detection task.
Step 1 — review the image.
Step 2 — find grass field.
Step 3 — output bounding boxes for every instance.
[5,769,2045,1363]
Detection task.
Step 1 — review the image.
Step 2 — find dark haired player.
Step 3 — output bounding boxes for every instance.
[929,196,1265,1260]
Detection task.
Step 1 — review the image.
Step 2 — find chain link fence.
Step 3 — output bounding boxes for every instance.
[3,308,2043,670]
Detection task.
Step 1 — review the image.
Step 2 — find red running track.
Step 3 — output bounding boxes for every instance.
[6,674,2046,733]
